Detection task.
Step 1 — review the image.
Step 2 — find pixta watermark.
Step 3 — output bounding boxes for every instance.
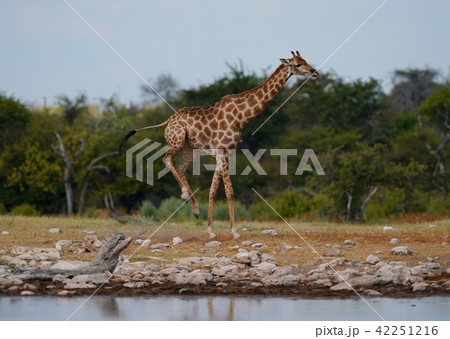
[126,138,325,185]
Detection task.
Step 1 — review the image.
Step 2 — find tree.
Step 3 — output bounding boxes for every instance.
[0,94,31,151]
[417,86,450,197]
[56,94,88,126]
[141,73,180,105]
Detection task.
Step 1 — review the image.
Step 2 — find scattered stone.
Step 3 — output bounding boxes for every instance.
[443,242,447,245]
[390,238,399,245]
[0,255,27,267]
[412,282,429,291]
[238,248,248,253]
[425,263,440,270]
[232,252,252,264]
[311,279,333,287]
[350,261,359,266]
[374,251,384,254]
[142,239,152,247]
[64,282,96,290]
[242,241,253,246]
[344,240,356,246]
[260,253,277,265]
[150,243,171,249]
[173,237,183,245]
[49,228,63,234]
[365,289,382,296]
[151,249,161,253]
[366,254,380,265]
[251,243,267,249]
[262,230,278,236]
[0,276,24,287]
[52,274,65,283]
[278,243,294,250]
[323,248,343,257]
[391,246,412,255]
[383,226,393,231]
[205,241,222,247]
[20,291,34,296]
[147,256,169,261]
[79,230,96,234]
[242,227,248,231]
[197,248,215,254]
[428,224,438,228]
[57,290,70,296]
[330,282,353,291]
[250,263,277,277]
[1,231,9,235]
[211,265,239,277]
[135,239,144,245]
[123,281,148,289]
[84,235,102,252]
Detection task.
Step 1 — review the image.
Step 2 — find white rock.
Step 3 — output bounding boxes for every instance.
[205,241,222,247]
[0,255,27,267]
[242,241,253,246]
[134,239,144,245]
[383,226,394,231]
[330,282,353,291]
[1,231,9,235]
[142,239,152,247]
[150,243,170,249]
[211,265,238,277]
[344,240,356,246]
[365,289,382,296]
[260,253,278,265]
[390,238,399,245]
[173,237,183,245]
[278,243,294,250]
[428,224,438,228]
[232,252,252,264]
[391,246,412,255]
[20,291,34,296]
[49,228,63,234]
[251,243,267,249]
[50,260,89,271]
[412,282,429,291]
[250,263,277,277]
[366,254,380,265]
[262,230,278,236]
[238,248,248,253]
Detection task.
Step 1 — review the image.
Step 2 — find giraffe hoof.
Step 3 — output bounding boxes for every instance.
[193,211,199,219]
[232,232,241,240]
[208,232,217,239]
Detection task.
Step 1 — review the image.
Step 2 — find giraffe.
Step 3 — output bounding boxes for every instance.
[119,51,319,240]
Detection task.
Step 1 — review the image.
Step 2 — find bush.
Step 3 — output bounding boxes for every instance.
[11,203,40,216]
[156,197,192,222]
[85,207,101,218]
[213,201,251,221]
[0,202,7,215]
[139,200,157,218]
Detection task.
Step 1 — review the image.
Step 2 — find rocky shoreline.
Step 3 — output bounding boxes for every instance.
[1,237,449,298]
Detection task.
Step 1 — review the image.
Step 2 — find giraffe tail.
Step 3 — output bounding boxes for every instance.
[118,120,168,156]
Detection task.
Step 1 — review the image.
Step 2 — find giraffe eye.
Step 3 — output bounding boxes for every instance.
[295,63,301,67]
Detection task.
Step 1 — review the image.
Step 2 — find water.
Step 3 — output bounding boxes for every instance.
[0,296,448,321]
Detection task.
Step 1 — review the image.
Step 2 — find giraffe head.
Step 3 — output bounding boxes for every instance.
[280,51,319,77]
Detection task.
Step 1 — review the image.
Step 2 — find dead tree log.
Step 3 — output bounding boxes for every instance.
[11,233,131,280]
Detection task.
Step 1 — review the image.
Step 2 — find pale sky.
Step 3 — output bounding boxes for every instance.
[1,0,449,107]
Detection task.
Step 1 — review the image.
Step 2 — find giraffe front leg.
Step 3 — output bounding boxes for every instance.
[207,170,221,239]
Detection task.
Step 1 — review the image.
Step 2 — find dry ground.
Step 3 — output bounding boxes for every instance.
[0,216,449,269]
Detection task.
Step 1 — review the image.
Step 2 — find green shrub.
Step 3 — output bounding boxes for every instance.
[427,194,450,214]
[85,207,101,218]
[139,200,157,218]
[156,197,192,222]
[213,201,251,221]
[11,203,40,216]
[0,202,7,215]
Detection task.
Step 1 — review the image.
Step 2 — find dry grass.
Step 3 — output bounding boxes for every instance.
[0,216,449,268]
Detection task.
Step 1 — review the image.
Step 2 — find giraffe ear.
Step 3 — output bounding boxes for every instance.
[280,58,289,65]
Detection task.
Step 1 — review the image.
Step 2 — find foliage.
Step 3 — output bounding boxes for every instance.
[139,200,157,218]
[0,65,448,222]
[11,203,40,216]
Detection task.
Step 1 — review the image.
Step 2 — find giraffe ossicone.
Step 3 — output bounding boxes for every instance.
[120,51,319,239]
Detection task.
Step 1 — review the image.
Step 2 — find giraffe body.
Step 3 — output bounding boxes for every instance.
[120,51,319,239]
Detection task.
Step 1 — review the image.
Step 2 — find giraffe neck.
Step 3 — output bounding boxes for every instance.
[238,64,291,127]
